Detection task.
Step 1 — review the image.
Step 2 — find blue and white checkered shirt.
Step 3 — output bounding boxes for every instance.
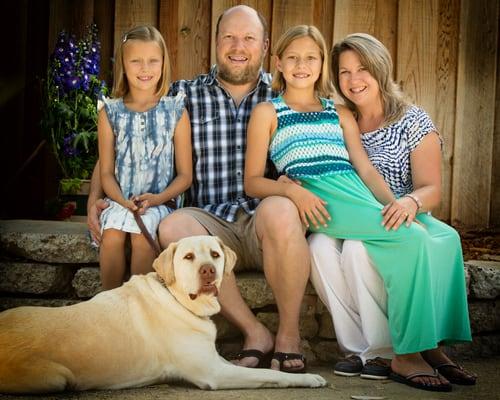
[169,66,277,222]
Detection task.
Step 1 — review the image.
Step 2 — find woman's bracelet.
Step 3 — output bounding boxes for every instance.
[404,193,422,211]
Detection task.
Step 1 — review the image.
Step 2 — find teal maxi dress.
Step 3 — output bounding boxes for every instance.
[268,96,471,354]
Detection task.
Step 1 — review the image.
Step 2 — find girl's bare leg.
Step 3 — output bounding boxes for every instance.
[100,229,127,290]
[130,233,156,276]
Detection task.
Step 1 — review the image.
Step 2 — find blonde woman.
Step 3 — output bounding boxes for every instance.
[309,33,476,390]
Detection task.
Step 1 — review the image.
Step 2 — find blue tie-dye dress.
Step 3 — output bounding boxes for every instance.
[99,92,185,238]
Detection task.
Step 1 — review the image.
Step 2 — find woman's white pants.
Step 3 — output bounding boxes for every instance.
[309,233,394,363]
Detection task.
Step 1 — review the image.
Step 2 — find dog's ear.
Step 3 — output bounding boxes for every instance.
[215,236,237,275]
[152,242,177,285]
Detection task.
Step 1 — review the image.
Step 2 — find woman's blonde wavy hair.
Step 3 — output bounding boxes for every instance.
[272,25,333,98]
[331,33,408,125]
[112,25,170,98]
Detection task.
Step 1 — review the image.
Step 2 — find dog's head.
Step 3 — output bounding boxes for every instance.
[152,235,237,317]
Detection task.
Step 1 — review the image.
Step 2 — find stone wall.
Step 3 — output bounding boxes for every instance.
[1,220,499,363]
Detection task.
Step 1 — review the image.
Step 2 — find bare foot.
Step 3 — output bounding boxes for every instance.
[270,334,304,372]
[391,353,450,387]
[231,321,274,368]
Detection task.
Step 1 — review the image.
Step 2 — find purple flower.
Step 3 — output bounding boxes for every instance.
[63,133,81,157]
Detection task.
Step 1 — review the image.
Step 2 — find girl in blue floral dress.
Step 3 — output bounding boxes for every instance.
[98,26,192,290]
[244,25,470,392]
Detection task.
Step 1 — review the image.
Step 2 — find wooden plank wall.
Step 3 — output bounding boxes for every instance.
[47,0,500,229]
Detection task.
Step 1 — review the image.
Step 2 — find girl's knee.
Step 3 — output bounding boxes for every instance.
[101,229,127,248]
[131,233,156,253]
[256,196,301,236]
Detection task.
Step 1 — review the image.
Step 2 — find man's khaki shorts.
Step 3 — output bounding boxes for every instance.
[177,207,263,271]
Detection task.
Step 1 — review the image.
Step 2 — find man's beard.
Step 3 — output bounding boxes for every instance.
[216,54,264,85]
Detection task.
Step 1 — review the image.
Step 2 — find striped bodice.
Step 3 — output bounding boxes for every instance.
[269,96,354,179]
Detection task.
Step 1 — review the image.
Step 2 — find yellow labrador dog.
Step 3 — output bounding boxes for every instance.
[0,236,326,394]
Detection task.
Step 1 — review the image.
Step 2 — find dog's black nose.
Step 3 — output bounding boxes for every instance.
[199,264,215,283]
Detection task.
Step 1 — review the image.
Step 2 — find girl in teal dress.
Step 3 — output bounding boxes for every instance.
[244,25,471,393]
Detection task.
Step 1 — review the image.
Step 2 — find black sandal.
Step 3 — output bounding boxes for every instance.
[390,370,452,392]
[272,352,307,373]
[233,349,273,368]
[434,362,477,385]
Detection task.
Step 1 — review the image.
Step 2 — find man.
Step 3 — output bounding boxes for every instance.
[88,5,309,372]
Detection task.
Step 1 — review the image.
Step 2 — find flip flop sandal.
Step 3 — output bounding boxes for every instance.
[233,349,273,368]
[390,370,452,392]
[272,352,307,373]
[434,362,477,385]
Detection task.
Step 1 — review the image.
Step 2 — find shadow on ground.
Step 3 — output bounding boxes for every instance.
[0,357,497,400]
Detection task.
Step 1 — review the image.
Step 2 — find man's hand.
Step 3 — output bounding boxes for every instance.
[87,198,109,244]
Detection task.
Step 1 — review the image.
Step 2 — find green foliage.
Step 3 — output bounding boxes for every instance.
[41,25,107,179]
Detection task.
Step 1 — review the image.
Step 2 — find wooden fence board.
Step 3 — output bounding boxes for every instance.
[160,0,211,81]
[94,0,115,84]
[270,0,334,73]
[114,0,157,50]
[397,0,438,114]
[397,0,442,216]
[493,36,500,227]
[333,0,376,42]
[431,0,459,220]
[452,0,498,227]
[373,0,398,66]
[311,0,335,52]
[48,0,94,53]
[332,0,397,75]
[491,1,500,228]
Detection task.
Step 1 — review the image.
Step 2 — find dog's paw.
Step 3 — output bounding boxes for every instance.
[305,373,327,387]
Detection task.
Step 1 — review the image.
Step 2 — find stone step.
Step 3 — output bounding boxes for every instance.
[1,219,499,360]
[0,219,98,263]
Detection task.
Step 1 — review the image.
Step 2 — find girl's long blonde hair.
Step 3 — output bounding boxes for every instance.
[272,25,333,98]
[112,25,170,98]
[331,33,408,125]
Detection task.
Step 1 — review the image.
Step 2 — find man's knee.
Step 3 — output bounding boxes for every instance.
[256,196,302,238]
[158,211,208,248]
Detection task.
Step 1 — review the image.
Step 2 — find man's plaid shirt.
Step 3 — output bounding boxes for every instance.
[169,66,277,222]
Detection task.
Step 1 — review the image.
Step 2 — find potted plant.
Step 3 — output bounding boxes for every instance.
[41,24,107,217]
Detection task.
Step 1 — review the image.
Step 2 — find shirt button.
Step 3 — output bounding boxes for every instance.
[237,118,242,122]
[236,170,242,176]
[236,145,241,150]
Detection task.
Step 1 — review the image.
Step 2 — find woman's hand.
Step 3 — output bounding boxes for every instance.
[287,185,330,229]
[381,197,418,230]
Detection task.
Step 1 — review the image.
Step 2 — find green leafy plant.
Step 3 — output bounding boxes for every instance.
[41,24,107,181]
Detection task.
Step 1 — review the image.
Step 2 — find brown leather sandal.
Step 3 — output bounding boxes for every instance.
[434,362,477,385]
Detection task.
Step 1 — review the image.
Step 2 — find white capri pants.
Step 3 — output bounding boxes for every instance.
[309,233,394,363]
